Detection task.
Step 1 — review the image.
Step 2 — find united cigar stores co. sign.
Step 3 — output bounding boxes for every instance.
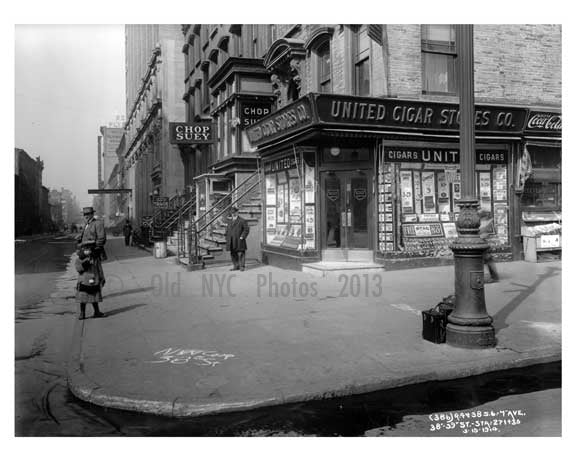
[525,111,562,135]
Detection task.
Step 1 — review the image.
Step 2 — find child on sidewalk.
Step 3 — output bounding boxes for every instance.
[75,242,107,319]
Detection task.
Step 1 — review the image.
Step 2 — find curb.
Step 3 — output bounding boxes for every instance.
[66,334,561,418]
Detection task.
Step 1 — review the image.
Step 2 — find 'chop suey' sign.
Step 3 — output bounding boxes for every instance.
[169,122,217,144]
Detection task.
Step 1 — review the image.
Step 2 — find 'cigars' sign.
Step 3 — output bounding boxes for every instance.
[525,111,562,135]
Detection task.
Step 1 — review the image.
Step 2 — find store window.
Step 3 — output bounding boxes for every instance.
[352,25,370,96]
[421,24,456,94]
[520,145,561,210]
[263,154,316,250]
[378,145,510,257]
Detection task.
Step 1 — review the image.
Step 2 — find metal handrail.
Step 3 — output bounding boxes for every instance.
[190,167,261,265]
[161,196,195,231]
[194,169,260,232]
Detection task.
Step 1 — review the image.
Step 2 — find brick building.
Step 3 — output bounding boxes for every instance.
[123,25,186,225]
[174,24,560,269]
[15,148,49,236]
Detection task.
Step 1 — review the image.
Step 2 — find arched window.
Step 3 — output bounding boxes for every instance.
[317,40,332,93]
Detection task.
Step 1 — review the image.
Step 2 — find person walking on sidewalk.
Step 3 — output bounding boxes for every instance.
[226,206,249,271]
[75,242,106,319]
[122,219,133,246]
[479,209,499,283]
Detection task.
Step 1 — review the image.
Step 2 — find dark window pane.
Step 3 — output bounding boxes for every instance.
[422,53,455,93]
[355,59,370,96]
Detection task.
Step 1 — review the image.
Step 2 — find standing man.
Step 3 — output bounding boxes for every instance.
[77,207,108,315]
[122,219,133,246]
[225,206,249,271]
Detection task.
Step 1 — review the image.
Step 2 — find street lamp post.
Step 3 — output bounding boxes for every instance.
[446,24,496,348]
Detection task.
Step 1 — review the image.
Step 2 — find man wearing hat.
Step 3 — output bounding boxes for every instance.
[225,206,249,271]
[76,207,107,304]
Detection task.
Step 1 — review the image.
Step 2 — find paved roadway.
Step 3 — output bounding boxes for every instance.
[14,236,561,436]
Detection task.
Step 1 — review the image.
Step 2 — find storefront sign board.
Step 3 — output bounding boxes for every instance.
[169,122,217,144]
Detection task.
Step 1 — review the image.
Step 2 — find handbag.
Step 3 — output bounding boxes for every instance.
[422,296,455,344]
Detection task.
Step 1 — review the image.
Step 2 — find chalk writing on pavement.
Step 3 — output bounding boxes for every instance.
[148,348,235,367]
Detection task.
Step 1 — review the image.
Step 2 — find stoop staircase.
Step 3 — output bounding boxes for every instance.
[177,169,263,269]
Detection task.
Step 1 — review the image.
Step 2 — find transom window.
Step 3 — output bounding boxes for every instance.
[421,24,456,94]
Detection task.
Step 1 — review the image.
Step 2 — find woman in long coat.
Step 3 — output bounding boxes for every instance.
[225,207,249,271]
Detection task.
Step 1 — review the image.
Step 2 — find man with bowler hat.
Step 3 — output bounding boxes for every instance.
[225,206,249,271]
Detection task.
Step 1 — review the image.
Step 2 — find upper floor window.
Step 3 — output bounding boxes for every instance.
[317,40,332,93]
[421,24,456,94]
[352,25,370,96]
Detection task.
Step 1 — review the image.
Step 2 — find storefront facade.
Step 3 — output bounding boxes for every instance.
[247,93,543,269]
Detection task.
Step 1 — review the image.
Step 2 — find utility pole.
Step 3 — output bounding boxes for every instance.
[446,24,496,348]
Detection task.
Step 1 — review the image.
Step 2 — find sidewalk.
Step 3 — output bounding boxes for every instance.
[67,238,561,417]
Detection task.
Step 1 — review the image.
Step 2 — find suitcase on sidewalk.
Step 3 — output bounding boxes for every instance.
[422,296,455,344]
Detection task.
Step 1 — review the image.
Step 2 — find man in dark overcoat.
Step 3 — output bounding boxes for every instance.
[225,206,249,271]
[122,219,133,246]
[77,206,107,288]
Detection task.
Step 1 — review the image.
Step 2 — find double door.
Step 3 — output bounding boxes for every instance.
[321,170,372,249]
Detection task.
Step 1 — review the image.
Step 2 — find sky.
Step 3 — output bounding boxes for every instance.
[15,25,125,207]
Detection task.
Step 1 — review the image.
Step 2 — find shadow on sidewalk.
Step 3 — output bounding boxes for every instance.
[492,266,561,332]
[104,287,155,299]
[104,303,148,317]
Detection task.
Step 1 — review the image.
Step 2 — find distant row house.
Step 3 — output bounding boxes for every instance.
[120,24,561,270]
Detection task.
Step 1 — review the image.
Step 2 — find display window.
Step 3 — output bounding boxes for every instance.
[263,154,316,250]
[378,145,510,257]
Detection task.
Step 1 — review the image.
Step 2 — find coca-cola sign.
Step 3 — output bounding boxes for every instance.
[525,111,562,135]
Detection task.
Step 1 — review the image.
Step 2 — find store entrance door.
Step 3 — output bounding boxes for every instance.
[322,170,371,250]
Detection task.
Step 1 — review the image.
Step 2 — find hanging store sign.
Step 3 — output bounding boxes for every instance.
[524,110,562,136]
[240,101,273,128]
[246,98,313,145]
[315,94,528,134]
[383,147,508,164]
[169,122,217,144]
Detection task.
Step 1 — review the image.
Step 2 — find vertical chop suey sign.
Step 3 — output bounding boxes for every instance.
[169,122,217,144]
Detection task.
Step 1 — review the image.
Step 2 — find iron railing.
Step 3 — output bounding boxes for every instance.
[189,167,261,265]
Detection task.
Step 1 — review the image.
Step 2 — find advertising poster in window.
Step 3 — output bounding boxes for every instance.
[452,181,461,211]
[443,222,458,239]
[276,183,286,223]
[265,175,276,206]
[422,172,436,213]
[479,172,492,211]
[289,177,302,223]
[305,205,315,249]
[400,171,414,214]
[266,207,276,231]
[494,204,509,241]
[282,224,302,249]
[437,172,450,215]
[493,167,508,201]
[304,163,315,203]
[413,171,422,214]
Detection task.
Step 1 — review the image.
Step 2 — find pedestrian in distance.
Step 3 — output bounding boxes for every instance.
[75,242,106,319]
[479,209,499,283]
[225,206,249,271]
[122,219,133,246]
